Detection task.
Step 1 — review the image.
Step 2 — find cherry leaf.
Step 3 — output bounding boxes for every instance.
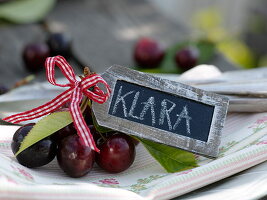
[138,138,198,173]
[0,0,55,24]
[91,111,113,133]
[16,111,72,156]
[88,100,113,133]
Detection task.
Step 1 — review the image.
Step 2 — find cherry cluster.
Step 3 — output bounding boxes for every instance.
[11,108,137,178]
[0,33,70,95]
[22,32,72,72]
[133,37,199,71]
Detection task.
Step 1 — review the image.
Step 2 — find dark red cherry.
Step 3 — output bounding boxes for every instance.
[84,106,93,125]
[22,42,50,72]
[175,46,199,71]
[11,123,35,155]
[47,32,72,58]
[88,125,117,147]
[52,123,76,142]
[87,125,115,147]
[134,38,165,68]
[60,101,71,109]
[96,133,136,173]
[11,123,57,168]
[57,134,95,178]
[87,125,101,142]
[0,84,8,95]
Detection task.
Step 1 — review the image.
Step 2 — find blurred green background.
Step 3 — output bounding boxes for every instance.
[1,0,267,87]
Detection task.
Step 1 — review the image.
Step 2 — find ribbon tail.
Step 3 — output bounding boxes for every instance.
[3,88,73,124]
[70,87,99,152]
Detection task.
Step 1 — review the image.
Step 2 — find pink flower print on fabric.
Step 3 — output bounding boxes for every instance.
[255,116,267,125]
[98,178,119,185]
[249,116,267,128]
[257,140,267,145]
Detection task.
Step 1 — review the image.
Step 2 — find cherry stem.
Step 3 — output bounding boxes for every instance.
[98,132,107,141]
[80,67,95,115]
[12,75,35,89]
[80,97,89,114]
[84,67,90,77]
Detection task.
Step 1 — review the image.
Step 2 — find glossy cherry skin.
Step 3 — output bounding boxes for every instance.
[57,134,95,178]
[134,38,165,68]
[22,42,50,72]
[47,32,72,58]
[11,123,57,168]
[175,46,199,71]
[96,133,136,173]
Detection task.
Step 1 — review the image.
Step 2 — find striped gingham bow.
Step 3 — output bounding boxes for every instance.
[3,56,111,152]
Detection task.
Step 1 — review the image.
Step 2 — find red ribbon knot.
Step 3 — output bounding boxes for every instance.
[3,56,111,152]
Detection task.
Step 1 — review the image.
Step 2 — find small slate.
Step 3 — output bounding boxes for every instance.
[92,65,229,158]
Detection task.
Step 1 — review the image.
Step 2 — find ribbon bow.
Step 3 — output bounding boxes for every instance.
[3,56,111,152]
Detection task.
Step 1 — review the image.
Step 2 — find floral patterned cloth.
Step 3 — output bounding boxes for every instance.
[1,112,267,200]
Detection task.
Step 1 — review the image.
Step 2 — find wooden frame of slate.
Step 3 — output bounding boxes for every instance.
[92,65,229,158]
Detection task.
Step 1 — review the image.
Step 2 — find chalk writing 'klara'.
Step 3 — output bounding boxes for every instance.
[111,86,192,135]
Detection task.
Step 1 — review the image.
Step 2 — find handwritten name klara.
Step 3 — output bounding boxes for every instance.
[111,85,192,135]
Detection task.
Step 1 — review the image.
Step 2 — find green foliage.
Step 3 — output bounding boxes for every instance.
[91,111,113,133]
[217,39,256,68]
[138,138,198,173]
[0,0,55,24]
[196,40,216,64]
[88,100,113,133]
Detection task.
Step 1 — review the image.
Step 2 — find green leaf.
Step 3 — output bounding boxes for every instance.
[91,111,113,133]
[0,0,56,24]
[196,40,216,64]
[0,120,15,125]
[88,100,113,134]
[16,111,72,156]
[139,138,198,173]
[158,42,186,74]
[133,67,163,74]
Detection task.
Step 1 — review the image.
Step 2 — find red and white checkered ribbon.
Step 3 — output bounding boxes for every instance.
[3,56,111,152]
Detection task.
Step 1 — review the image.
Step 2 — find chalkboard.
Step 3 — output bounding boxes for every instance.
[109,80,214,142]
[92,65,229,158]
